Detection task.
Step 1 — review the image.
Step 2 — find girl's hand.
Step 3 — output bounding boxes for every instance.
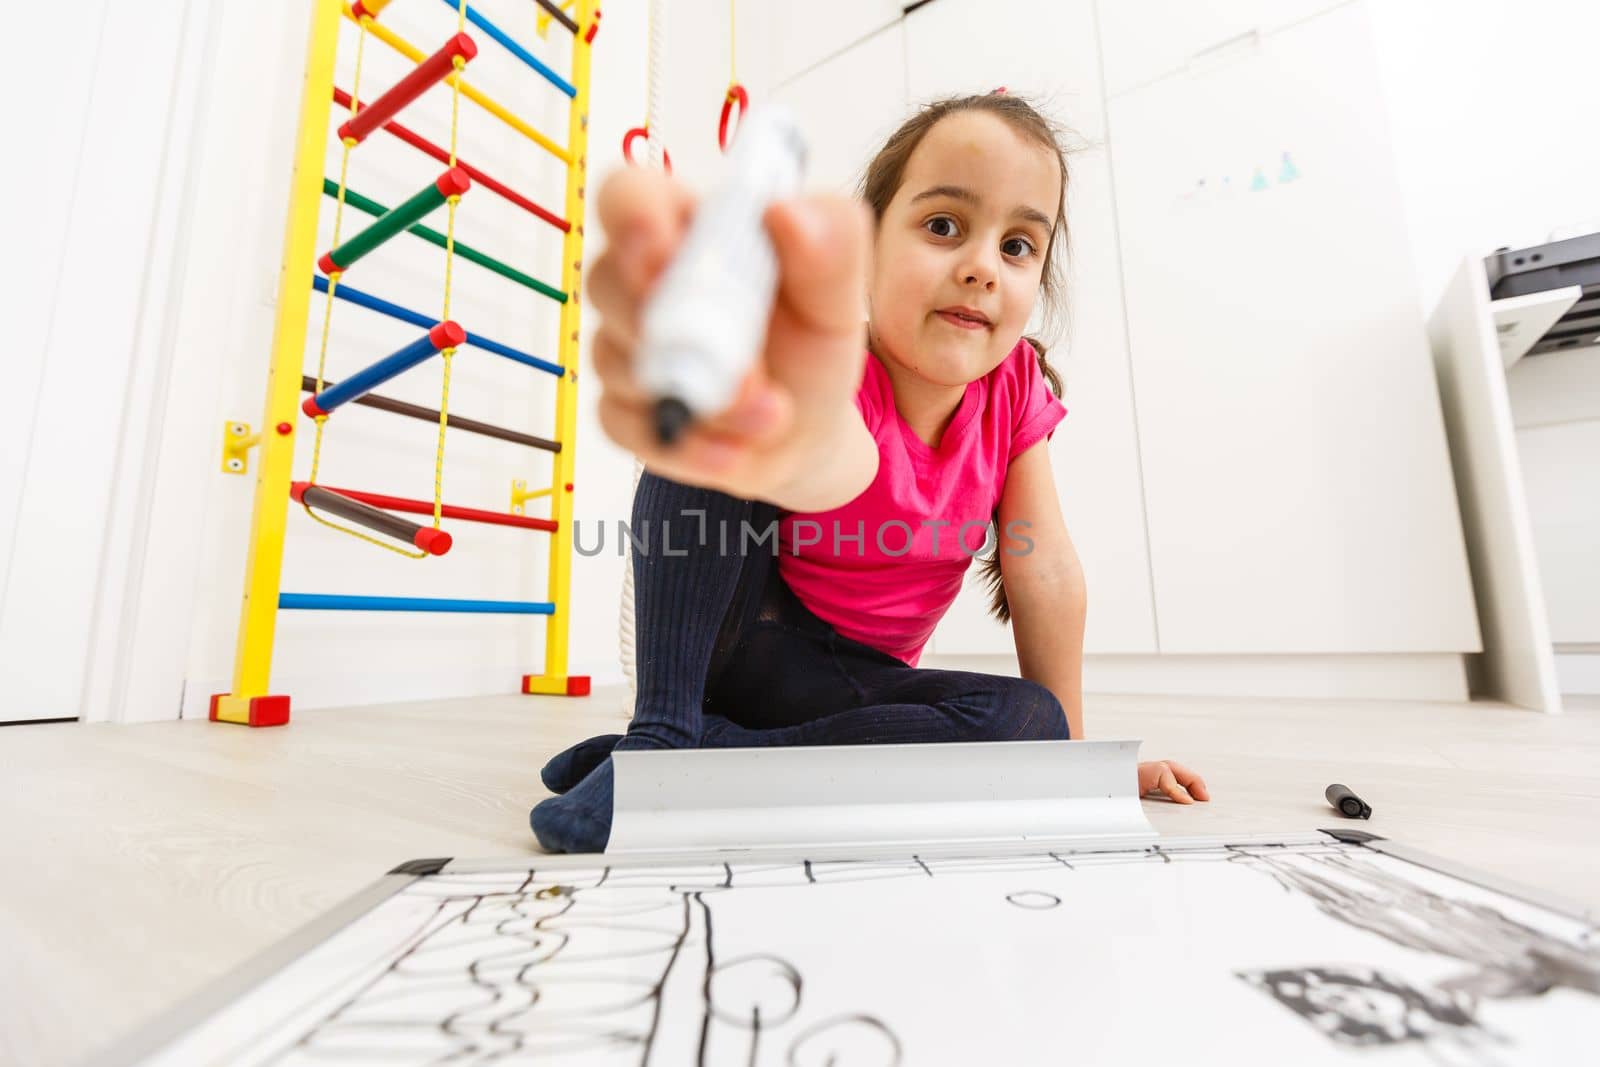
[1139,760,1210,804]
[586,166,874,506]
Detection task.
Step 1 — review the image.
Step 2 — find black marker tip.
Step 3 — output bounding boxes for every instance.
[1325,783,1372,820]
[654,397,692,446]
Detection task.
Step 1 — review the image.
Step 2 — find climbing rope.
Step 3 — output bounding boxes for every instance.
[302,7,469,557]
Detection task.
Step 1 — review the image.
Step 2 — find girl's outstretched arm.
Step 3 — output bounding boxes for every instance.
[997,439,1086,739]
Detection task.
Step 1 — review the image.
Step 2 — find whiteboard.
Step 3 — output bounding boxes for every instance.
[117,836,1598,1065]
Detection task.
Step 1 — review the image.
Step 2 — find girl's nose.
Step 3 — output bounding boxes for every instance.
[959,248,1000,291]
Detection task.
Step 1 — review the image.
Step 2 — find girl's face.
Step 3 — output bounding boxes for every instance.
[868,111,1061,388]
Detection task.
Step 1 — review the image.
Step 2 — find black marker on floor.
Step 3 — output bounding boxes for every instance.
[1325,783,1372,819]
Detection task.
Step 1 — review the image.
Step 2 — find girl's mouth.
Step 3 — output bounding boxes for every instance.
[934,307,992,330]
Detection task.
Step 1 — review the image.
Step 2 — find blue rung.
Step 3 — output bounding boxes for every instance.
[280,593,556,615]
[314,274,564,377]
[305,324,458,416]
[441,0,577,98]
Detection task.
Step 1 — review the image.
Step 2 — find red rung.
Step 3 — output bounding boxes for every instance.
[413,527,453,554]
[297,483,559,533]
[291,482,455,555]
[332,87,569,233]
[337,33,478,146]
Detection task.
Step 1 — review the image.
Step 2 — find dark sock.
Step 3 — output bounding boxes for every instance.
[530,735,669,853]
[531,757,617,853]
[539,733,623,795]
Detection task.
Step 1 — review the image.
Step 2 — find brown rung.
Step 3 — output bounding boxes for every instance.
[300,375,561,454]
[535,0,580,35]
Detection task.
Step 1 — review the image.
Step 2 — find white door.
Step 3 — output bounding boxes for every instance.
[0,1,206,723]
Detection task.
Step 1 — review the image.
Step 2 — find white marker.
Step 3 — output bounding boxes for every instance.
[635,104,807,445]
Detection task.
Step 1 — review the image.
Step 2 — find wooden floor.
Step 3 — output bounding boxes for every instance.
[3,689,1597,1065]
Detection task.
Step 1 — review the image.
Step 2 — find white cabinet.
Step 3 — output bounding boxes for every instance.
[904,0,1158,654]
[769,0,906,87]
[773,22,909,195]
[1107,2,1478,653]
[903,0,1106,139]
[1097,0,1349,97]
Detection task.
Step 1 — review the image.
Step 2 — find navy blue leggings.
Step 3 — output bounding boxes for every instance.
[627,471,1070,750]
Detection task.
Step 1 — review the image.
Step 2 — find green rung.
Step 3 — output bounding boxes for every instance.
[322,179,568,304]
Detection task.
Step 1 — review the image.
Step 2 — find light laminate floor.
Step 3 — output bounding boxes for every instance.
[2,689,1596,1065]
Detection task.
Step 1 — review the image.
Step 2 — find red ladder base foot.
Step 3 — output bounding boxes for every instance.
[209,693,292,727]
[522,674,591,696]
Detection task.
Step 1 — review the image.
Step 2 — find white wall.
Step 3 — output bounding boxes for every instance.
[1368,0,1600,314]
[1370,0,1600,687]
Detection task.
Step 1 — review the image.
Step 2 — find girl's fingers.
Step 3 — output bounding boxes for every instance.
[591,326,645,402]
[765,196,872,337]
[596,166,697,249]
[597,394,751,482]
[595,332,794,443]
[709,372,793,441]
[1140,761,1165,795]
[586,252,637,328]
[588,231,678,335]
[1163,760,1210,802]
[1140,760,1209,804]
[1162,768,1195,804]
[590,168,697,340]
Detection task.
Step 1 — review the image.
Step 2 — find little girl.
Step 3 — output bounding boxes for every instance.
[533,92,1208,853]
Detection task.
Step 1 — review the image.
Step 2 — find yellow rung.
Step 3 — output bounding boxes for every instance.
[343,3,573,165]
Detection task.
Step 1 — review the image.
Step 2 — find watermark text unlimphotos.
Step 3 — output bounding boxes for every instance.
[572,512,1035,558]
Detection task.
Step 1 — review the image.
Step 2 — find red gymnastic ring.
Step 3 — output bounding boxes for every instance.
[718,84,748,152]
[622,126,671,173]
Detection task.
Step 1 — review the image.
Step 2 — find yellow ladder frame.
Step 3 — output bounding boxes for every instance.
[214,0,595,725]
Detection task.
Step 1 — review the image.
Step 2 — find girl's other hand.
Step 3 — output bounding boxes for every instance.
[586,166,872,502]
[1139,760,1210,804]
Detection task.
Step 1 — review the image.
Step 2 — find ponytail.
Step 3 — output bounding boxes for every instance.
[978,337,1063,623]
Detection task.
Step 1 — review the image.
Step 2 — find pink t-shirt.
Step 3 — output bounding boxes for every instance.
[777,338,1067,666]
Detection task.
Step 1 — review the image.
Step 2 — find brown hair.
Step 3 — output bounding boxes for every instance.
[859,92,1071,623]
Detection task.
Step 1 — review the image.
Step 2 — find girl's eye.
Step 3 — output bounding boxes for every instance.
[1002,236,1036,258]
[924,216,959,239]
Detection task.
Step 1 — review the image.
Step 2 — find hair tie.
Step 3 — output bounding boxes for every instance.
[991,86,1008,94]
